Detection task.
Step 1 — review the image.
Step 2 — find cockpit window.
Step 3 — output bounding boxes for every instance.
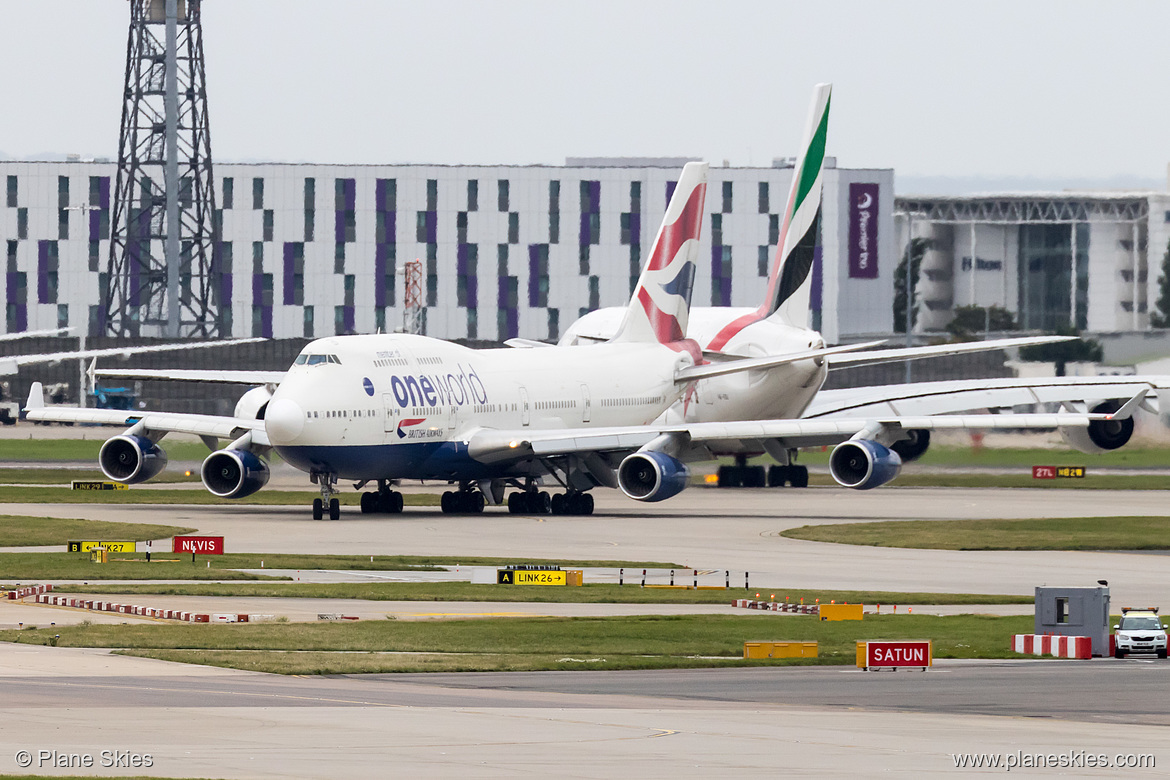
[298,354,342,366]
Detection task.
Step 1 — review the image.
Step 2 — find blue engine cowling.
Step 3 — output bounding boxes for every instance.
[201,449,271,499]
[829,439,903,490]
[99,435,168,484]
[617,451,690,502]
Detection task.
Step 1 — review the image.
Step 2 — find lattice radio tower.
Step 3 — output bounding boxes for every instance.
[105,0,221,337]
[401,258,424,335]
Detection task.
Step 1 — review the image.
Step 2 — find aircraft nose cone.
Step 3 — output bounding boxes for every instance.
[265,398,305,443]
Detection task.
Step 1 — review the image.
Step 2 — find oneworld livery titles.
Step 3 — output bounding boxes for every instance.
[386,363,488,408]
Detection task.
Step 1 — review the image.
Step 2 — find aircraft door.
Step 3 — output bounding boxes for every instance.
[519,387,530,427]
[382,393,399,434]
[581,384,591,423]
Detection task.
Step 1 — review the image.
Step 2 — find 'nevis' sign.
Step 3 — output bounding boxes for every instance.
[173,535,225,555]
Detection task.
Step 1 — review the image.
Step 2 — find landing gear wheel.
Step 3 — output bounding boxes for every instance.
[441,491,456,513]
[790,465,809,488]
[508,492,524,513]
[312,498,323,520]
[579,492,594,515]
[744,465,766,488]
[470,492,485,514]
[551,493,567,515]
[360,492,374,514]
[767,465,789,487]
[538,491,552,514]
[392,491,404,513]
[328,498,340,520]
[717,465,742,488]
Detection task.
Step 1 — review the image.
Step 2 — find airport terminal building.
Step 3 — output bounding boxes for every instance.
[0,159,894,345]
[897,191,1170,335]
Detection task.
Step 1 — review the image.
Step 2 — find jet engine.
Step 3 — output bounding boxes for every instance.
[1060,399,1133,454]
[617,450,690,502]
[829,439,902,490]
[99,435,168,484]
[234,385,273,420]
[890,429,930,462]
[204,451,272,500]
[201,449,271,499]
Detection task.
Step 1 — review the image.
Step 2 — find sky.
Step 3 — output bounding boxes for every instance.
[1,0,1168,189]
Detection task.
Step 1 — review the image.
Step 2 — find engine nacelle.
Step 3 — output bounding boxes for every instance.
[891,428,930,462]
[201,449,271,499]
[234,385,273,420]
[1060,400,1133,454]
[829,439,903,490]
[617,451,690,502]
[99,435,168,484]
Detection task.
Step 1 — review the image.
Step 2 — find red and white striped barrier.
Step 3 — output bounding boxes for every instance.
[6,584,54,600]
[26,590,276,624]
[732,599,820,615]
[1012,634,1091,659]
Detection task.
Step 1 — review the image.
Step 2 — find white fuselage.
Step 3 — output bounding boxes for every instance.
[263,333,693,482]
[561,307,828,425]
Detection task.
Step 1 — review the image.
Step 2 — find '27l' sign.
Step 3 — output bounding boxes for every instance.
[172,535,225,555]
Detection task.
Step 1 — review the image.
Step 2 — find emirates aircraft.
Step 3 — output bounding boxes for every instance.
[25,161,1137,519]
[558,84,1159,488]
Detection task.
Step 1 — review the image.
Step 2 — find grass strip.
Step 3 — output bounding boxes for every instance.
[0,467,198,485]
[0,516,195,547]
[0,553,681,580]
[781,516,1170,550]
[0,437,214,462]
[0,613,1033,673]
[48,580,1032,605]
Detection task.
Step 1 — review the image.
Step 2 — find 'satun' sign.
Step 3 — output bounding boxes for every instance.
[857,640,932,669]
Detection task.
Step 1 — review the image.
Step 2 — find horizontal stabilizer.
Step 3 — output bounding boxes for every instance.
[675,340,885,384]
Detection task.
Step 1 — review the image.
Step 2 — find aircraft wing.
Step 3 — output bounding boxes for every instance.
[804,375,1170,418]
[23,382,267,445]
[91,368,286,385]
[824,335,1076,369]
[465,404,1130,464]
[0,337,267,376]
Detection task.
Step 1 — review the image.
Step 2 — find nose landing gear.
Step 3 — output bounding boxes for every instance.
[311,472,340,520]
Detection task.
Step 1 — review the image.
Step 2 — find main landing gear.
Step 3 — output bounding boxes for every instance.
[440,487,486,514]
[716,454,808,488]
[359,480,405,514]
[508,489,594,515]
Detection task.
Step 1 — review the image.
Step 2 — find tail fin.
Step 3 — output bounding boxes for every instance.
[611,161,709,345]
[762,83,831,326]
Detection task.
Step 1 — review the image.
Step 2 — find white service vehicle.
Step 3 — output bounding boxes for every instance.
[1113,607,1168,659]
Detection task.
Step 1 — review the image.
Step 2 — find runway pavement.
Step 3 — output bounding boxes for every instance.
[1,645,1167,778]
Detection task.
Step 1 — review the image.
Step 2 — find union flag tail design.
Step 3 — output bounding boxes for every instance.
[611,161,708,345]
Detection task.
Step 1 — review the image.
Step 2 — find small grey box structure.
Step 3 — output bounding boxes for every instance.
[1035,586,1110,657]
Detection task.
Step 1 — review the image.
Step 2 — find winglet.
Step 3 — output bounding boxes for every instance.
[1109,388,1149,421]
[25,381,44,411]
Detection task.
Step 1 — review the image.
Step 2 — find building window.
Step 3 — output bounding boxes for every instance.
[263,209,274,242]
[57,304,68,329]
[252,177,264,209]
[722,181,733,213]
[758,182,769,214]
[304,178,315,241]
[17,208,27,240]
[758,245,770,277]
[222,177,234,209]
[304,306,314,338]
[5,175,16,208]
[498,180,509,212]
[547,308,559,341]
[508,212,519,244]
[467,180,478,212]
[426,179,438,211]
